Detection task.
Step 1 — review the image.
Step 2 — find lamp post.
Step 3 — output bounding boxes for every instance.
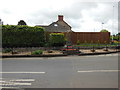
[112,6,114,41]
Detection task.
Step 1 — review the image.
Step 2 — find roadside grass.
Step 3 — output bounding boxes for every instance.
[74,44,118,47]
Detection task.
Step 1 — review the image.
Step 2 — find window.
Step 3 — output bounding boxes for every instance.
[54,24,58,27]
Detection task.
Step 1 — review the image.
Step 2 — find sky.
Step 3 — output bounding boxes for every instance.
[0,0,119,35]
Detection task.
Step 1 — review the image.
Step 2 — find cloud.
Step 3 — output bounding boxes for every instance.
[0,0,119,34]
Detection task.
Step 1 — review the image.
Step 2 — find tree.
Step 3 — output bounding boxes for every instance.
[100,29,109,32]
[17,20,27,25]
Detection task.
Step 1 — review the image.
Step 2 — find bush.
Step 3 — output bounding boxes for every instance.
[112,40,120,45]
[100,29,109,32]
[3,48,12,53]
[76,40,80,45]
[31,50,43,55]
[49,33,66,46]
[2,25,45,47]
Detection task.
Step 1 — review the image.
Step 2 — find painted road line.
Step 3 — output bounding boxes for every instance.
[2,58,44,60]
[0,87,18,88]
[77,70,120,73]
[10,79,35,82]
[0,81,6,82]
[0,72,45,74]
[0,82,32,85]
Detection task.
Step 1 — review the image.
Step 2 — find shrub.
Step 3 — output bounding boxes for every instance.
[49,33,65,46]
[100,29,109,32]
[2,25,45,47]
[112,40,120,44]
[31,50,43,55]
[3,48,12,53]
[76,40,80,45]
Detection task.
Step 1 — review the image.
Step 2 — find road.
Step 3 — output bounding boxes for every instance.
[1,54,119,88]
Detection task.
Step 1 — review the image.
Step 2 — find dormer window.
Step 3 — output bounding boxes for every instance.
[54,24,58,27]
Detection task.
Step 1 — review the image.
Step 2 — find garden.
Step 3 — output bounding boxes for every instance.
[2,25,120,56]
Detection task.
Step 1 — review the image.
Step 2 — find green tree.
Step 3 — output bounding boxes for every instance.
[100,29,109,32]
[18,20,27,25]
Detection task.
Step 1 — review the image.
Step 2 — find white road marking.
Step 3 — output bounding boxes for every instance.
[0,78,36,88]
[0,81,5,82]
[0,82,32,85]
[2,58,44,60]
[77,70,120,73]
[0,72,45,74]
[47,58,55,59]
[10,79,35,82]
[82,53,118,57]
[0,87,18,88]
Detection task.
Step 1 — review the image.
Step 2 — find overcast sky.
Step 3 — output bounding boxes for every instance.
[0,0,119,35]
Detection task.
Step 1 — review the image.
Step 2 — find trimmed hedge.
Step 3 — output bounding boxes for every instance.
[49,33,66,46]
[2,25,45,47]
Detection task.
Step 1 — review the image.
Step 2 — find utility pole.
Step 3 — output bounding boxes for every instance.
[112,6,114,41]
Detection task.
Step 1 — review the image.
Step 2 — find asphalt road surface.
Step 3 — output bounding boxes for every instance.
[1,53,119,88]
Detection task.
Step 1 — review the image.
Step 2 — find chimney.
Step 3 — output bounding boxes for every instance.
[58,15,63,21]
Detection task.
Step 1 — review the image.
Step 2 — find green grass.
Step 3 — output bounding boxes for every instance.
[31,50,43,55]
[74,44,118,47]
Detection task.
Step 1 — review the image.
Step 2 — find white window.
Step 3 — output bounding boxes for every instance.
[54,24,58,27]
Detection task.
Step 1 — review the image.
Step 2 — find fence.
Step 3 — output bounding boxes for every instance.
[46,32,110,45]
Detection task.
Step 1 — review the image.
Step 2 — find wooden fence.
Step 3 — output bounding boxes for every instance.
[45,32,110,44]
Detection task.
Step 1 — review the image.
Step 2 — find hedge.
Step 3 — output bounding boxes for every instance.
[49,33,66,46]
[2,25,45,47]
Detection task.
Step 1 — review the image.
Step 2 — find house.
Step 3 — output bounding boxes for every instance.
[36,15,72,32]
[36,15,110,44]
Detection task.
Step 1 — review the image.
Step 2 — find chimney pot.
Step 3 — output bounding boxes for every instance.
[58,15,63,21]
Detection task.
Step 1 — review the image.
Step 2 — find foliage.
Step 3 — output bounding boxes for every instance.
[110,35,119,40]
[49,33,66,46]
[18,20,27,25]
[100,29,109,32]
[112,40,120,44]
[2,48,12,53]
[2,25,45,47]
[76,40,80,45]
[31,50,43,55]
